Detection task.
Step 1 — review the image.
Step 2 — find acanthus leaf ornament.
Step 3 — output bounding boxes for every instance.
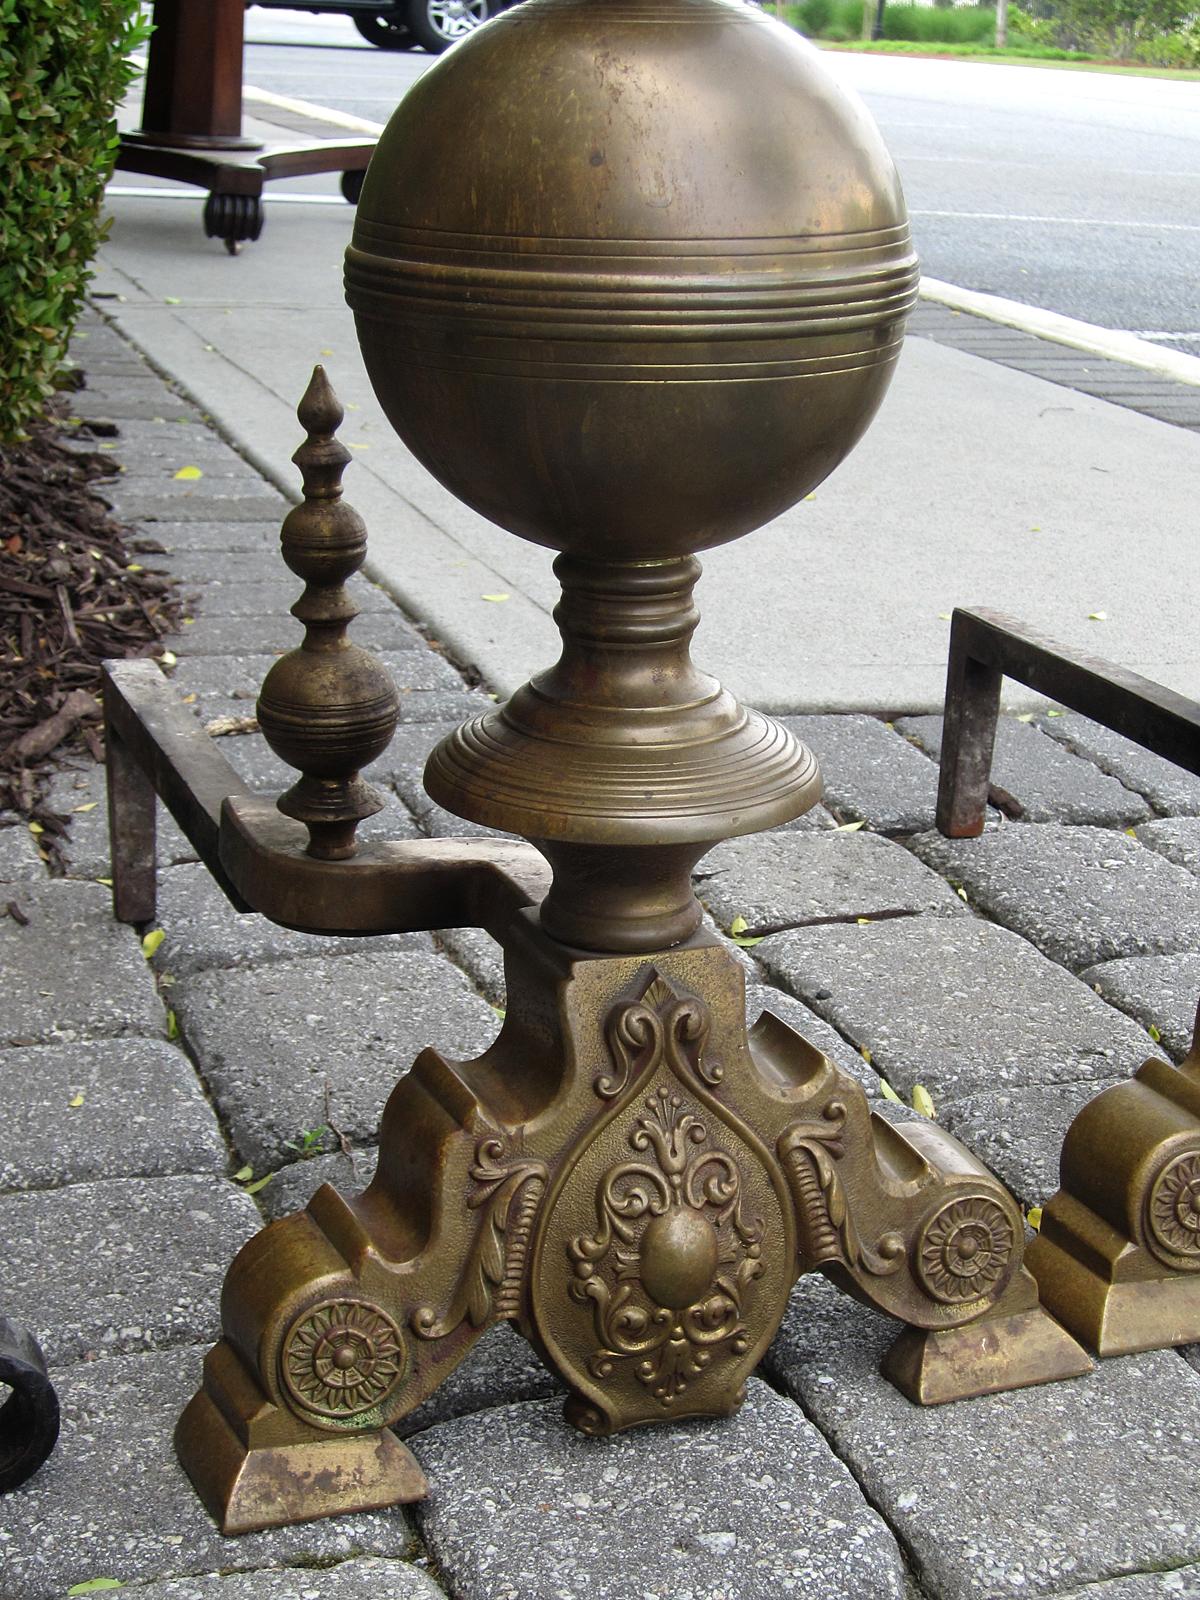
[413,1137,549,1339]
[778,1103,905,1277]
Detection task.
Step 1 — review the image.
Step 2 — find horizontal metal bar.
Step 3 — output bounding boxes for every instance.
[955,608,1200,774]
[936,607,1200,838]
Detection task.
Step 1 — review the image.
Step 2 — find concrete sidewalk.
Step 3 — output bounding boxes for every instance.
[4,94,1200,1600]
[94,105,1200,715]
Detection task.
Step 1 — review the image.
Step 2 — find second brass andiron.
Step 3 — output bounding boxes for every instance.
[104,0,1092,1535]
[1028,1004,1200,1356]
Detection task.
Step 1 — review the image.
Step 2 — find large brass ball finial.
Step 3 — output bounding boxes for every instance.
[346,0,919,949]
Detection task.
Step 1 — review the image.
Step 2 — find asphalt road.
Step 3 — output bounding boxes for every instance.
[240,8,1200,355]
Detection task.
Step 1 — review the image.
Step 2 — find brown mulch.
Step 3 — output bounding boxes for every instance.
[0,400,184,871]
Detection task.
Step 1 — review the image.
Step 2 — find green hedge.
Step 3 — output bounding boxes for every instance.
[0,0,148,440]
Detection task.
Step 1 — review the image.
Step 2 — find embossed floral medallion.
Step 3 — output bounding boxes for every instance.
[281,1298,406,1423]
[916,1196,1015,1305]
[1147,1150,1200,1268]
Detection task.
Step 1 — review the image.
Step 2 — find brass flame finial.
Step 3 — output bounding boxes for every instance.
[256,367,400,860]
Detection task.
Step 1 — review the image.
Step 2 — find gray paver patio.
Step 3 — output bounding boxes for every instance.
[412,1379,908,1600]
[898,715,1151,827]
[1036,710,1200,817]
[0,1174,259,1365]
[778,712,943,832]
[0,1347,417,1599]
[910,825,1200,970]
[756,916,1154,1101]
[766,1274,1200,1600]
[1080,953,1200,1062]
[170,947,501,1169]
[0,879,163,1046]
[0,1038,225,1191]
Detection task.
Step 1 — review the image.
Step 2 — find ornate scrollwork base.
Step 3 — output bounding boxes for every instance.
[176,918,1090,1533]
[1028,1004,1200,1356]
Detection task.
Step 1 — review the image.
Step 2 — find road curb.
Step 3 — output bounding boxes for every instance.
[921,277,1200,390]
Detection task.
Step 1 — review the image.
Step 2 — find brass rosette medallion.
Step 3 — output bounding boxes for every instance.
[915,1196,1017,1306]
[281,1298,407,1427]
[1146,1150,1200,1270]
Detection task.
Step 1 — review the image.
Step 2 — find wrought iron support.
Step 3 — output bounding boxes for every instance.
[0,1320,59,1494]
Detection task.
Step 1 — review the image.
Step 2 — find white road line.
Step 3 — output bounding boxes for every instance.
[913,207,1200,232]
[243,83,386,135]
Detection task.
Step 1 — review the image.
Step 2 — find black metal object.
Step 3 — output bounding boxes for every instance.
[937,607,1200,837]
[0,1319,60,1493]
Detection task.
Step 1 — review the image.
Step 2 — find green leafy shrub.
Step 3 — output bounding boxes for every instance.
[0,0,149,440]
[882,4,995,43]
[797,0,836,37]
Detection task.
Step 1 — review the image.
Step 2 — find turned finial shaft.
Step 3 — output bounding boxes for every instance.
[256,367,400,860]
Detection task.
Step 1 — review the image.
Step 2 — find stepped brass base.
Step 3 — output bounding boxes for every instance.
[1027,1012,1200,1357]
[177,917,1090,1532]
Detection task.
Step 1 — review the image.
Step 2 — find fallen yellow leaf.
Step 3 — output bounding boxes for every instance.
[173,465,203,481]
[482,593,510,603]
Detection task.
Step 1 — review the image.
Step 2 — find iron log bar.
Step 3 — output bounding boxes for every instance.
[937,606,1200,838]
[102,659,550,937]
[103,658,253,918]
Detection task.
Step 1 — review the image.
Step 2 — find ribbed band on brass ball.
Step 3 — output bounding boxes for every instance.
[256,366,400,861]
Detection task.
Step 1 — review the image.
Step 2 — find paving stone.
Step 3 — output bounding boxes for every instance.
[152,862,430,979]
[137,518,288,554]
[765,1273,1200,1600]
[101,488,290,524]
[400,1322,562,1440]
[0,1346,416,1598]
[126,1558,449,1600]
[0,1039,225,1192]
[1055,1570,1200,1600]
[74,394,200,424]
[0,821,45,880]
[42,761,197,878]
[0,879,163,1047]
[151,551,295,588]
[910,825,1200,970]
[437,925,507,1005]
[0,1174,259,1365]
[172,948,501,1170]
[756,917,1155,1101]
[695,829,964,934]
[257,1146,379,1221]
[412,1378,907,1600]
[935,1079,1118,1205]
[1137,815,1200,876]
[170,649,465,709]
[779,713,942,832]
[898,714,1151,827]
[1080,953,1200,1063]
[764,801,840,832]
[167,609,426,657]
[1037,711,1200,817]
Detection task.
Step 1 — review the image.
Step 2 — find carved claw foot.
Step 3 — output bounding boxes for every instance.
[1027,1003,1200,1356]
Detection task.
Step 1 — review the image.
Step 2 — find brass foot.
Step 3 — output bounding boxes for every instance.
[881,1267,1093,1404]
[176,1342,426,1534]
[1027,1008,1200,1357]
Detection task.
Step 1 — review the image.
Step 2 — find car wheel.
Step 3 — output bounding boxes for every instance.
[405,0,489,53]
[353,10,415,48]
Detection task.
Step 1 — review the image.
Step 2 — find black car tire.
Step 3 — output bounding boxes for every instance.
[405,0,489,52]
[353,10,415,47]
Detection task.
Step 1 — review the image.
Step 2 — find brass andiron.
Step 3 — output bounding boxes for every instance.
[1027,1003,1200,1355]
[104,0,1090,1536]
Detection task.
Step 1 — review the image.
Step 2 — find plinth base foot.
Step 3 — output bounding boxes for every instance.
[881,1269,1094,1405]
[175,1387,427,1536]
[1028,1235,1200,1358]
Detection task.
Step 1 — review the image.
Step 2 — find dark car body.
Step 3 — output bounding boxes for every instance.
[249,0,517,53]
